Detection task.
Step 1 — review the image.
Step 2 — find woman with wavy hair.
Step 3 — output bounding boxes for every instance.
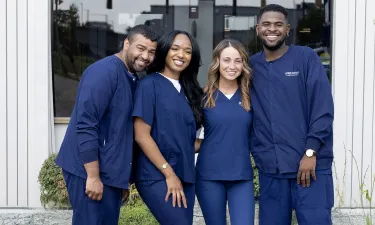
[195,38,255,225]
[132,30,203,225]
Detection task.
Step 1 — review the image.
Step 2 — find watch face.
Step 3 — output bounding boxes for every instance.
[306,150,313,157]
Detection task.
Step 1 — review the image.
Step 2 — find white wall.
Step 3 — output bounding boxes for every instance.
[332,0,375,208]
[0,0,53,207]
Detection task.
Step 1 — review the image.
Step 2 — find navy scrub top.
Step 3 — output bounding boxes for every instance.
[55,55,138,189]
[132,72,196,183]
[249,45,334,177]
[196,89,254,181]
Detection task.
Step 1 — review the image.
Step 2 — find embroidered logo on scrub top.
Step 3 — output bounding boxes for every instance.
[285,71,300,76]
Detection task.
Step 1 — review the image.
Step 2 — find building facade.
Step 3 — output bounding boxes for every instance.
[0,0,374,209]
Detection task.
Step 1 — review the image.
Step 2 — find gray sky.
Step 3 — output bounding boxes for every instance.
[59,0,320,33]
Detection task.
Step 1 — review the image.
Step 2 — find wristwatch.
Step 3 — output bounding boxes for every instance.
[161,162,169,170]
[305,149,317,157]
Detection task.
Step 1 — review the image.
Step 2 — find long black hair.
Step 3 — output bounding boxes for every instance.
[147,30,204,127]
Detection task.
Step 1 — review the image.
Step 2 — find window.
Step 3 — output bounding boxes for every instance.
[52,0,333,118]
[51,0,199,117]
[213,0,332,81]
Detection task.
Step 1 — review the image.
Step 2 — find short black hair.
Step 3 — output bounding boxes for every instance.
[127,24,158,43]
[259,4,288,22]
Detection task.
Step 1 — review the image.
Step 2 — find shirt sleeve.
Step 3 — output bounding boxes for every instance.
[132,78,156,126]
[305,50,334,152]
[75,65,116,164]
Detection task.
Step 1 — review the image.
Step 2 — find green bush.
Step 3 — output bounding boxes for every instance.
[251,156,260,198]
[38,153,71,208]
[119,200,158,225]
[38,154,157,223]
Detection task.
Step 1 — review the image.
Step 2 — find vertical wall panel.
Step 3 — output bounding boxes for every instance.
[331,0,353,208]
[27,0,36,207]
[344,0,356,207]
[333,0,375,207]
[17,0,28,207]
[6,0,18,207]
[351,0,367,207]
[361,0,375,208]
[0,0,8,207]
[27,0,51,207]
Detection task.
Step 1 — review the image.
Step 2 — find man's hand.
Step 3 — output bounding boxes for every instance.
[85,176,104,201]
[297,155,316,187]
[121,189,130,205]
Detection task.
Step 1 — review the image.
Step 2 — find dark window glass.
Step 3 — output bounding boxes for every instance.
[214,0,332,82]
[52,0,332,117]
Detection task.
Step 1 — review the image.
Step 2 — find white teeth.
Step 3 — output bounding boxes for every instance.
[174,60,184,66]
[266,35,278,41]
[228,72,236,76]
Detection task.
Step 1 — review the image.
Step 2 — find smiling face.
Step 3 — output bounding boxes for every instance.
[219,46,243,82]
[256,11,290,51]
[164,34,192,74]
[123,34,157,73]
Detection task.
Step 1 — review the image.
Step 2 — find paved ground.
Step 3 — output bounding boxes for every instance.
[0,204,374,225]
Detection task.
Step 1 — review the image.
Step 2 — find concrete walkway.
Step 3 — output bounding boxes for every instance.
[0,204,373,225]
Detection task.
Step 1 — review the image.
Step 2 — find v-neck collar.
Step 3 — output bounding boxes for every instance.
[156,72,185,96]
[218,88,240,101]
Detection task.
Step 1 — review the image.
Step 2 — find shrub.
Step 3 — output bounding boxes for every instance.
[119,200,158,225]
[38,153,70,208]
[251,156,260,199]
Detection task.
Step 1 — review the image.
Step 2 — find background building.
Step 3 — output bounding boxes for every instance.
[0,0,374,211]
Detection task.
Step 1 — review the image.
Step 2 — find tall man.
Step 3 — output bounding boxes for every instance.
[250,4,334,225]
[55,25,158,225]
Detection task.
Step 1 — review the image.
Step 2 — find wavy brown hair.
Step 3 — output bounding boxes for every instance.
[204,38,252,111]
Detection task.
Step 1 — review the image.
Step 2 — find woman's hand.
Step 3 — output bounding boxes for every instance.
[165,173,187,208]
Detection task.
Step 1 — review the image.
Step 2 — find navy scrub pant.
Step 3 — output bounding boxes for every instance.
[196,179,255,225]
[62,170,123,225]
[135,180,195,225]
[258,173,334,225]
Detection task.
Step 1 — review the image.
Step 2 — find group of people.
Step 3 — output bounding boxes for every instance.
[55,4,334,225]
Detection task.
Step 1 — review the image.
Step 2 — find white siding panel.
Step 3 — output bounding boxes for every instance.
[0,0,8,207]
[333,0,375,208]
[362,0,375,207]
[17,0,28,207]
[332,0,350,208]
[365,0,375,207]
[6,0,19,207]
[344,0,356,207]
[27,0,51,207]
[351,0,367,207]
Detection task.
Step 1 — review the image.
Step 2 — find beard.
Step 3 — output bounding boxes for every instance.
[125,54,148,73]
[262,35,287,51]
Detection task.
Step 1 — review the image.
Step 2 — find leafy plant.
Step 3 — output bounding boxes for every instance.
[251,156,260,199]
[119,199,158,225]
[38,153,70,208]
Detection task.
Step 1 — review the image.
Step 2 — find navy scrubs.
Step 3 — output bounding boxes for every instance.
[195,89,255,225]
[55,55,137,225]
[250,45,334,225]
[132,72,196,225]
